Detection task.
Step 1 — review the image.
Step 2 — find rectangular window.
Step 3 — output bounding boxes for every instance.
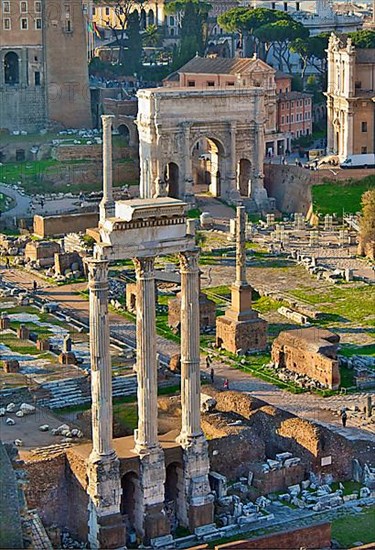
[207,81,215,87]
[34,0,41,11]
[291,114,294,122]
[291,101,294,108]
[65,19,71,31]
[3,17,10,28]
[3,1,10,12]
[361,146,367,154]
[281,103,284,110]
[20,0,27,12]
[21,16,28,28]
[187,80,195,87]
[105,6,110,15]
[226,81,234,86]
[34,71,40,85]
[286,115,289,123]
[361,121,367,132]
[35,17,41,28]
[92,6,96,14]
[281,116,284,124]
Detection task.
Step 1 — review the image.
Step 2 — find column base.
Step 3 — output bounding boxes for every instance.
[89,509,127,550]
[179,434,214,530]
[137,446,169,544]
[87,454,126,550]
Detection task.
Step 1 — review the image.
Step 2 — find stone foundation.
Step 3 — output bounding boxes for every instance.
[216,314,268,354]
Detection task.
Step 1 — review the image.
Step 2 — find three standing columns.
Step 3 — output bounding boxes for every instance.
[86,259,126,550]
[133,257,169,543]
[178,250,214,528]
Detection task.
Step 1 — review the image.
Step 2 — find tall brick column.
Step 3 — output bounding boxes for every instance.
[178,249,214,529]
[133,257,169,543]
[86,259,125,550]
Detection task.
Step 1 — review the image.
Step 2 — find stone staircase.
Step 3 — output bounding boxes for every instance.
[36,374,138,409]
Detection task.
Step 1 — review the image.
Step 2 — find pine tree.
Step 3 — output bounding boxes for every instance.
[125,11,142,76]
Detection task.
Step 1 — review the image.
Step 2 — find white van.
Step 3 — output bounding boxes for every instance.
[340,153,375,169]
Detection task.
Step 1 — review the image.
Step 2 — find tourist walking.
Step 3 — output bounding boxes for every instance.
[223,378,229,391]
[206,355,212,369]
[210,368,214,384]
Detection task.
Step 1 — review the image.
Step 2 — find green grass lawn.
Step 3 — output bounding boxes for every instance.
[290,285,375,327]
[339,343,375,357]
[312,175,375,216]
[331,506,375,548]
[0,157,135,195]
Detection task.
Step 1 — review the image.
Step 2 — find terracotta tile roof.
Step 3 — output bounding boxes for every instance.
[177,56,258,75]
[277,91,313,100]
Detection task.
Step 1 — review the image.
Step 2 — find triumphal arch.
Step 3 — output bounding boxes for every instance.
[136,87,269,208]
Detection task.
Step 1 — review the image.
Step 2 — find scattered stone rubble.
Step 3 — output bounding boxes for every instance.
[339,355,375,390]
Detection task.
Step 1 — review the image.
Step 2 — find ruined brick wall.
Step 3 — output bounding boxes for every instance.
[251,463,306,494]
[24,241,60,260]
[24,454,68,527]
[65,450,89,541]
[53,145,137,162]
[0,87,46,133]
[54,251,83,275]
[208,430,265,480]
[33,212,99,238]
[215,522,332,549]
[168,293,216,330]
[272,335,340,389]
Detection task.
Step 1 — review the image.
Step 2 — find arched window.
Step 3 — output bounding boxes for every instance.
[4,52,20,84]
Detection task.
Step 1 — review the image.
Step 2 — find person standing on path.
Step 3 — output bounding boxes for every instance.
[210,368,214,384]
[206,355,212,369]
[341,410,348,427]
[223,378,229,391]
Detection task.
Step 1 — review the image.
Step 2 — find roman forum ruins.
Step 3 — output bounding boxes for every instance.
[86,116,214,548]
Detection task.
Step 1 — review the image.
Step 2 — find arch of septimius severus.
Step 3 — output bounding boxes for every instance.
[86,116,214,549]
[136,87,270,209]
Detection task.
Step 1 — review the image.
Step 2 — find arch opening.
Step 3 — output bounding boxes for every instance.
[118,123,130,144]
[147,9,155,26]
[140,9,147,30]
[164,162,179,198]
[4,52,20,85]
[238,158,252,197]
[165,462,184,533]
[121,472,142,543]
[191,136,224,197]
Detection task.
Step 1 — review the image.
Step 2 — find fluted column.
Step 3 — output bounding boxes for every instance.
[88,259,113,458]
[133,257,159,453]
[100,114,115,223]
[179,249,202,444]
[86,259,125,550]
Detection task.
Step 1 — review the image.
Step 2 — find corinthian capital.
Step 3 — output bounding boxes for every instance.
[133,257,155,279]
[86,259,109,289]
[179,249,200,273]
